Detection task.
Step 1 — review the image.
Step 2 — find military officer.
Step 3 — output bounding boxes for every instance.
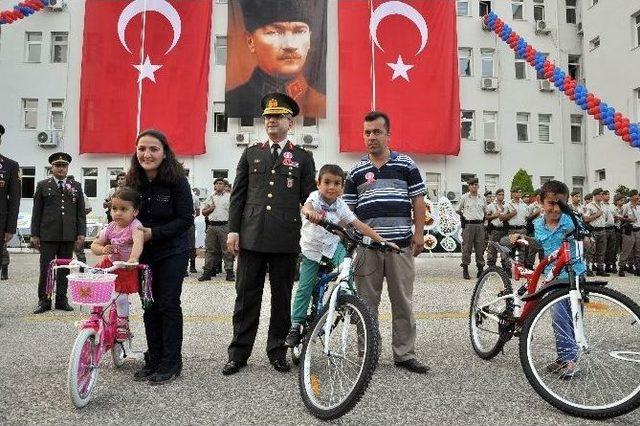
[225,0,326,118]
[569,190,583,218]
[485,188,508,270]
[223,93,315,375]
[619,190,640,277]
[456,178,486,279]
[0,124,21,281]
[31,152,87,314]
[602,190,617,273]
[584,188,609,277]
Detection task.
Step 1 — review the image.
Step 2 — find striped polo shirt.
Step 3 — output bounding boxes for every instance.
[344,151,426,247]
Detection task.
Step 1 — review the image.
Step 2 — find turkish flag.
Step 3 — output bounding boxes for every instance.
[80,0,211,155]
[339,0,459,155]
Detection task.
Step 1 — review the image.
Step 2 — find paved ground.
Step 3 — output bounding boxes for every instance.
[0,252,639,425]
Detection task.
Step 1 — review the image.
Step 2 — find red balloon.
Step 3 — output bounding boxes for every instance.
[570,94,576,101]
[623,134,631,142]
[595,113,602,120]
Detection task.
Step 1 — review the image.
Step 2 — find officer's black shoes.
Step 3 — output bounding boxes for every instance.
[133,365,158,381]
[586,267,595,277]
[222,359,247,376]
[189,259,197,274]
[1,266,8,280]
[394,358,430,374]
[55,302,74,311]
[596,265,610,277]
[462,266,471,280]
[148,362,182,385]
[197,274,212,282]
[225,270,235,282]
[270,358,291,373]
[618,266,626,277]
[33,302,51,314]
[476,266,484,279]
[285,325,302,347]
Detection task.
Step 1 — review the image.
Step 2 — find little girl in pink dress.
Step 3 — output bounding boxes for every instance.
[91,188,144,341]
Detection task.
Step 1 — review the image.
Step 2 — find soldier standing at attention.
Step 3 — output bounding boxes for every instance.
[584,188,609,277]
[502,187,528,237]
[31,152,86,314]
[582,192,595,276]
[223,93,315,375]
[619,190,640,277]
[0,124,21,281]
[569,190,583,218]
[601,190,617,273]
[456,178,486,279]
[613,193,626,276]
[485,188,508,271]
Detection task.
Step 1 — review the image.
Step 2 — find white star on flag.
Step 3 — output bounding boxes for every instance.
[133,55,163,83]
[387,55,414,81]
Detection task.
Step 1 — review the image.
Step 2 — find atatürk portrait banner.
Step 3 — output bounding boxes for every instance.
[225,0,327,118]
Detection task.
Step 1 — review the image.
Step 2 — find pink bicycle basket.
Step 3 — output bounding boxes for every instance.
[68,273,117,306]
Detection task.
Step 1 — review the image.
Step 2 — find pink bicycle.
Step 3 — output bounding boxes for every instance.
[48,259,152,408]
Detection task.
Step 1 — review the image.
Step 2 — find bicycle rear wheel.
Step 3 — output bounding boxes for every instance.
[68,328,100,408]
[520,286,640,419]
[299,294,380,420]
[469,267,514,360]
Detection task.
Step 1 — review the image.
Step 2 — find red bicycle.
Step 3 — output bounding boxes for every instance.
[469,202,640,419]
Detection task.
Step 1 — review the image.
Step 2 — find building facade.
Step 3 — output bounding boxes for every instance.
[0,0,639,219]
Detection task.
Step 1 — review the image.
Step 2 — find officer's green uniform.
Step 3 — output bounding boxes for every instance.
[0,124,22,279]
[31,153,86,310]
[227,93,316,364]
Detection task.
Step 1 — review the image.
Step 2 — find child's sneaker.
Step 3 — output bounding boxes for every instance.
[116,317,131,342]
[285,325,302,347]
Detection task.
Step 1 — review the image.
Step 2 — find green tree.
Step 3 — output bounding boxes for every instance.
[511,169,534,195]
[615,185,631,197]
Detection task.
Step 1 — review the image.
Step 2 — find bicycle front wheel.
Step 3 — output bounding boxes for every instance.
[469,267,514,360]
[520,285,640,419]
[299,294,380,420]
[68,328,100,408]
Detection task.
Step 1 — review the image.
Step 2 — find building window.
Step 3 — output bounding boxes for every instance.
[215,36,227,65]
[538,114,551,143]
[212,101,228,133]
[485,174,499,194]
[589,36,600,50]
[239,116,254,129]
[20,167,36,198]
[536,53,548,80]
[480,49,494,77]
[540,176,554,186]
[82,168,98,198]
[107,168,124,190]
[47,99,64,130]
[568,55,581,79]
[514,52,527,79]
[456,1,469,16]
[595,169,606,182]
[572,176,585,196]
[571,114,583,143]
[25,32,42,62]
[303,117,318,127]
[461,110,475,140]
[479,1,492,16]
[533,0,545,21]
[212,169,229,179]
[458,48,472,76]
[22,99,38,130]
[634,12,640,48]
[483,111,497,141]
[516,112,530,142]
[50,32,68,63]
[425,173,441,200]
[566,0,577,24]
[512,0,524,20]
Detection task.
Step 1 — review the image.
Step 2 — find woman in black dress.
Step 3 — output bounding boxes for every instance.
[126,129,193,385]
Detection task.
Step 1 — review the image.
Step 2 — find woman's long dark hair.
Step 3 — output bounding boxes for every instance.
[126,129,186,189]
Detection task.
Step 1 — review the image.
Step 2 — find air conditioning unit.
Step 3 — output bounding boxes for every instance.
[235,133,250,146]
[577,22,583,35]
[538,79,554,92]
[36,130,62,147]
[446,191,460,202]
[299,133,319,147]
[535,20,550,34]
[47,0,66,10]
[481,77,498,91]
[483,139,501,153]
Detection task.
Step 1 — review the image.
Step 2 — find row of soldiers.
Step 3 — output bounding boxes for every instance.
[456,178,640,279]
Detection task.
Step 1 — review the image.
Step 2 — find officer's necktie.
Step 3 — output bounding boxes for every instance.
[58,180,64,193]
[271,144,280,163]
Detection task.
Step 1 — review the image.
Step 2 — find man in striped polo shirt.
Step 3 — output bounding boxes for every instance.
[344,111,428,374]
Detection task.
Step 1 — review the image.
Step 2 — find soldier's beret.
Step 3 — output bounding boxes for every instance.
[0,124,4,136]
[602,189,610,195]
[495,188,505,195]
[467,178,478,185]
[261,92,299,117]
[591,187,603,196]
[584,193,593,200]
[48,152,72,165]
[239,0,311,33]
[511,187,522,193]
[214,177,226,184]
[484,190,492,196]
[630,189,639,197]
[613,193,625,202]
[570,190,581,196]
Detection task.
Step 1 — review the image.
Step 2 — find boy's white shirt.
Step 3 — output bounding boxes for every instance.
[300,190,357,262]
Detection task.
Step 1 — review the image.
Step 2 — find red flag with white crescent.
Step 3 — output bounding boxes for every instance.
[339,0,459,155]
[80,0,211,155]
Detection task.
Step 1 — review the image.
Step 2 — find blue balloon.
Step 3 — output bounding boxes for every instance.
[607,123,616,131]
[632,138,640,148]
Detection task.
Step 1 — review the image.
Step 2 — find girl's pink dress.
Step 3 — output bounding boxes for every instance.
[95,219,142,294]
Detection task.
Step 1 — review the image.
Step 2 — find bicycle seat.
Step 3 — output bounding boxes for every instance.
[489,241,513,256]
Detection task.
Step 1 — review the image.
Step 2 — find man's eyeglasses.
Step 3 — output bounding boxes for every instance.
[363,129,387,137]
